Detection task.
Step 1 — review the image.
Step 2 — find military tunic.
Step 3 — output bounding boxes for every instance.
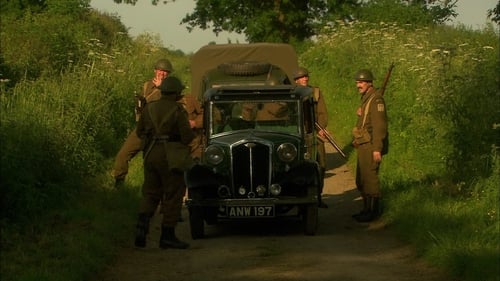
[112,84,203,179]
[178,94,204,159]
[313,86,328,170]
[136,94,195,227]
[354,87,388,197]
[112,80,161,180]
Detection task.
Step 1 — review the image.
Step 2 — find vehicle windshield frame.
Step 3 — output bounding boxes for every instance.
[208,97,303,137]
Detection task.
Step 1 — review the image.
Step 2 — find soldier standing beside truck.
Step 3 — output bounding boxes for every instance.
[294,66,329,208]
[112,59,203,186]
[351,69,388,223]
[112,58,173,187]
[134,77,195,249]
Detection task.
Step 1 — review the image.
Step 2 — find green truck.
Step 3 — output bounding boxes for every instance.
[185,43,322,239]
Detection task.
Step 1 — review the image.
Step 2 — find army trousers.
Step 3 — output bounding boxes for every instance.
[316,138,326,170]
[139,144,186,227]
[112,128,142,180]
[355,144,381,197]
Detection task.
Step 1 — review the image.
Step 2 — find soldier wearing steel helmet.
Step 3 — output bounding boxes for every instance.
[294,66,329,208]
[135,76,195,249]
[112,58,203,184]
[112,58,173,186]
[351,69,388,223]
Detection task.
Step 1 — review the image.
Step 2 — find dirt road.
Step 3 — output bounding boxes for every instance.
[96,146,452,281]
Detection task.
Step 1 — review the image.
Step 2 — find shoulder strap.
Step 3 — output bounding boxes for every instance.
[313,87,320,102]
[361,95,375,128]
[147,104,178,135]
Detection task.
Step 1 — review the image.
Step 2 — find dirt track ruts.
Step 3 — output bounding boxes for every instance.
[96,145,452,281]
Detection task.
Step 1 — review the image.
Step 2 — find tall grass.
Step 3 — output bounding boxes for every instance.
[0,34,190,280]
[301,21,499,280]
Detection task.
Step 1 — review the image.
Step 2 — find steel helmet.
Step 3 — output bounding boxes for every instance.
[160,76,185,94]
[354,69,374,81]
[154,58,173,72]
[293,67,309,80]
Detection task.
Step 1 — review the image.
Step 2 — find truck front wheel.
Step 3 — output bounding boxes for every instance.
[189,206,205,239]
[303,203,318,235]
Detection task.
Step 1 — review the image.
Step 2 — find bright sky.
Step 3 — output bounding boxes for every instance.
[90,0,497,54]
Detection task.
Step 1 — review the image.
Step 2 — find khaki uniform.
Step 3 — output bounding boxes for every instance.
[112,81,161,180]
[312,86,328,207]
[312,86,328,169]
[354,87,388,197]
[178,94,204,159]
[112,83,203,180]
[136,94,195,226]
[241,102,289,121]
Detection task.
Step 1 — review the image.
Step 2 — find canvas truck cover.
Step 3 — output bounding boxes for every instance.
[190,43,299,99]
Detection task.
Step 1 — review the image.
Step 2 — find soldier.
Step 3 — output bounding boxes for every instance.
[112,59,203,186]
[294,66,329,208]
[178,94,204,160]
[134,76,195,249]
[175,93,204,222]
[351,69,388,223]
[112,58,173,187]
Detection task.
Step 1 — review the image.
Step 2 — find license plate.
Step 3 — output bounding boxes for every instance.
[227,205,275,217]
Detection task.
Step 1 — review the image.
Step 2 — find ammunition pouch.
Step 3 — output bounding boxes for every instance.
[352,127,371,145]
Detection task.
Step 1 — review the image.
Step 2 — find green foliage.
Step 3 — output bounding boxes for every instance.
[0,186,139,281]
[302,20,498,281]
[0,4,498,281]
[357,0,435,26]
[181,0,359,43]
[356,0,458,25]
[303,21,499,183]
[0,3,129,85]
[384,154,499,280]
[0,0,47,17]
[0,31,189,221]
[487,0,500,24]
[0,7,189,279]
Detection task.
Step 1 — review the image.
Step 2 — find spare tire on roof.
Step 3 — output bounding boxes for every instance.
[218,62,271,76]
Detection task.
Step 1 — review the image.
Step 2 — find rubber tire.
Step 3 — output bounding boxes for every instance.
[218,62,271,76]
[204,207,218,225]
[189,206,205,239]
[303,203,319,236]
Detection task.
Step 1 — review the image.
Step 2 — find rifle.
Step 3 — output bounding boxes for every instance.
[134,90,146,121]
[379,62,395,96]
[315,122,347,159]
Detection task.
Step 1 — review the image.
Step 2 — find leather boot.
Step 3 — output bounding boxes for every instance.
[159,226,189,249]
[352,196,369,219]
[134,213,151,248]
[355,197,380,223]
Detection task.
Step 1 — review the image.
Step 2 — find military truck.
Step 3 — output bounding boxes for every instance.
[185,43,322,239]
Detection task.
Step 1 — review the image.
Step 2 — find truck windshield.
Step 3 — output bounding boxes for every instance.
[210,99,301,135]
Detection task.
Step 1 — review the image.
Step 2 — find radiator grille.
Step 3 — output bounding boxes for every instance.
[232,142,270,198]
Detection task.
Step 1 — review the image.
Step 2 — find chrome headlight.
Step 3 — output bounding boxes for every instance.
[277,143,297,162]
[205,145,224,165]
[270,184,282,196]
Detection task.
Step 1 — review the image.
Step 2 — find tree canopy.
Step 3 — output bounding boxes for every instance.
[179,0,461,43]
[487,0,500,24]
[180,0,359,43]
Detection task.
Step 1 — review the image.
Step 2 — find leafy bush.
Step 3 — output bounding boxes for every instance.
[302,21,499,184]
[300,21,499,281]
